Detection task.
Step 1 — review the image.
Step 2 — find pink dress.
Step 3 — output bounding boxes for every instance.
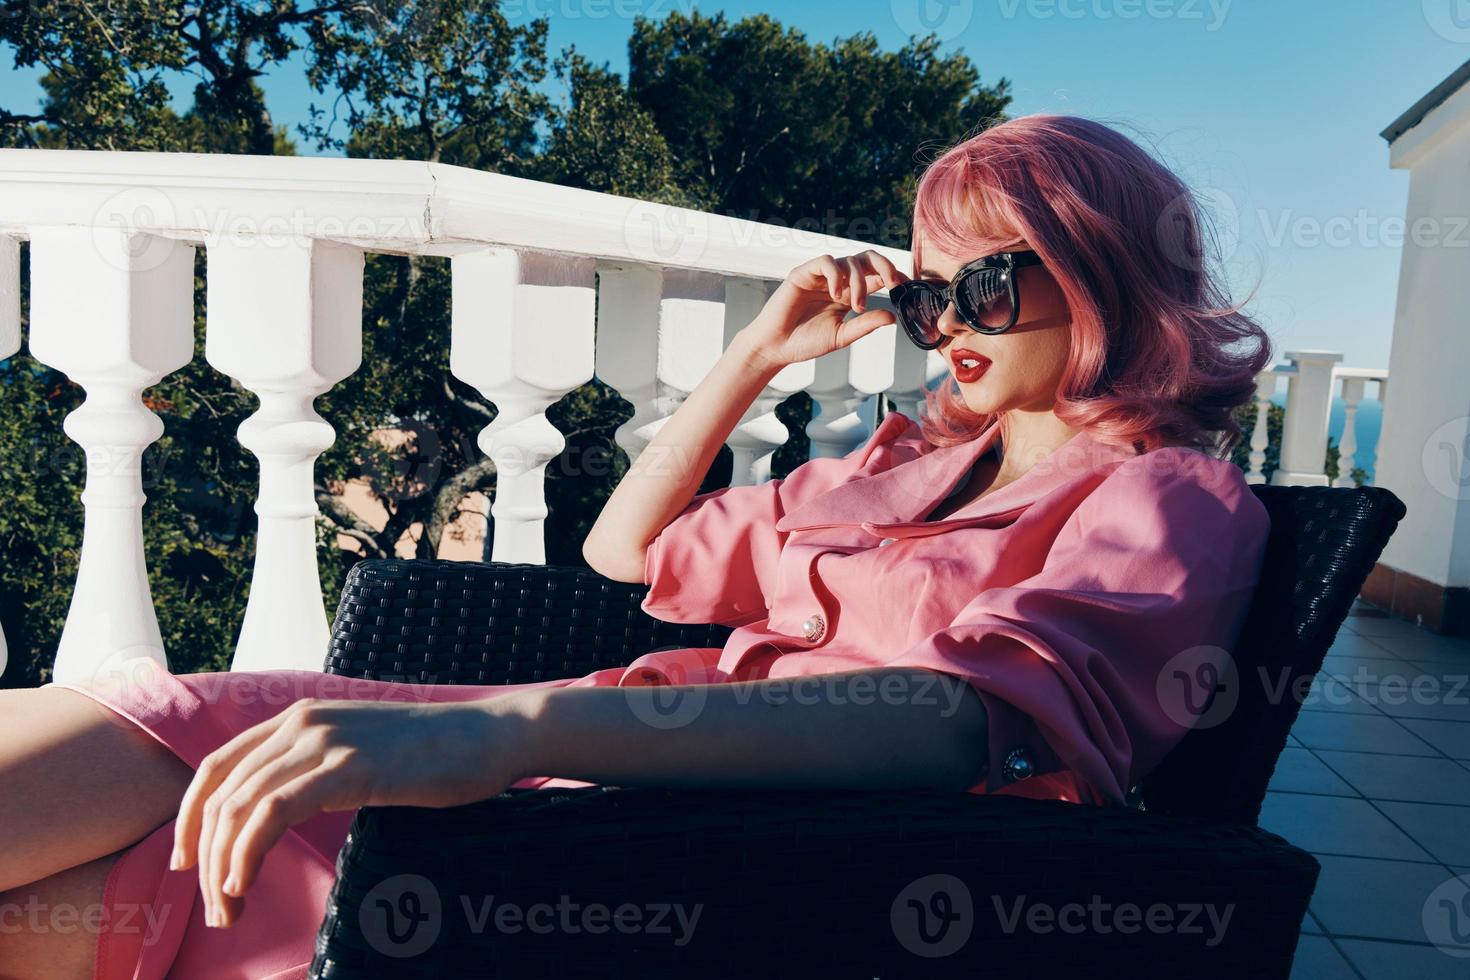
[48,410,1270,978]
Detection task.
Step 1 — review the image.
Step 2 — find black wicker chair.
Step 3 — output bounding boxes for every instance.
[308,484,1405,979]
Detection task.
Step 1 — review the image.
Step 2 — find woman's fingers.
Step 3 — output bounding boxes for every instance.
[222,768,331,916]
[206,747,322,924]
[172,718,281,871]
[846,255,868,312]
[815,254,844,302]
[199,727,303,927]
[863,249,910,288]
[834,306,897,349]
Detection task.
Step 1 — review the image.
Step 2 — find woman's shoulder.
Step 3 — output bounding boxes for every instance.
[1098,441,1267,528]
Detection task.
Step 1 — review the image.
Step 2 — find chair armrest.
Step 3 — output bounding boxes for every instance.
[323,558,735,684]
[310,788,1317,979]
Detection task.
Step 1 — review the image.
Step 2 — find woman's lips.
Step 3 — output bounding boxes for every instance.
[949,347,991,384]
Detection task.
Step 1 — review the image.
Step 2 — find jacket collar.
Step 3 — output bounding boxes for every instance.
[775,414,1140,538]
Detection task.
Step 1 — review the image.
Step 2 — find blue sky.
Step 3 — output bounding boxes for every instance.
[2,1,1462,369]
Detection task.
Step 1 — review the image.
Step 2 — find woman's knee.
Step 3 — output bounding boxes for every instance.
[0,688,193,892]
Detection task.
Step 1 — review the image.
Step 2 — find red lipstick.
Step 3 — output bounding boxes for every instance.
[949,347,991,384]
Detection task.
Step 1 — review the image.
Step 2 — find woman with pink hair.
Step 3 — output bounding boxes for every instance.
[0,114,1271,977]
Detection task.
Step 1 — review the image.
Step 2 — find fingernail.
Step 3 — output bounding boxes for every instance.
[168,850,181,871]
[224,875,240,897]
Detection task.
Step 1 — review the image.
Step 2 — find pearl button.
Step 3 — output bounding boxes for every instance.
[800,614,825,641]
[1002,747,1035,783]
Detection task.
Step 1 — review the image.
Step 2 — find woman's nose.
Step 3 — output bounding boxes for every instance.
[933,303,970,345]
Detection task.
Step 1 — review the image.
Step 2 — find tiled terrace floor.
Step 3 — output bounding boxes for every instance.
[1271,599,1470,978]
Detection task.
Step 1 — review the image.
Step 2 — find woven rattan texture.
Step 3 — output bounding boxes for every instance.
[309,788,1318,979]
[324,560,734,685]
[1141,485,1405,822]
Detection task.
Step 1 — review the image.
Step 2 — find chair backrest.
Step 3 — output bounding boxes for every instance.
[1139,484,1406,824]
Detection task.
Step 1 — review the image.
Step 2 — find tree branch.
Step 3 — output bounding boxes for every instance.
[422,455,497,557]
[314,487,393,561]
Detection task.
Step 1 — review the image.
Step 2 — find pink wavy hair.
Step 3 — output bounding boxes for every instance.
[908,114,1271,456]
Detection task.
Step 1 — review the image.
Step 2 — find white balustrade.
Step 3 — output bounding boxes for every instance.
[0,235,16,357]
[1272,350,1343,487]
[596,266,729,490]
[888,310,948,422]
[0,234,18,678]
[0,149,1389,681]
[1330,368,1388,488]
[1246,361,1390,488]
[595,264,664,467]
[726,278,815,486]
[806,318,898,458]
[1243,370,1283,485]
[27,226,195,684]
[452,248,595,564]
[206,234,365,672]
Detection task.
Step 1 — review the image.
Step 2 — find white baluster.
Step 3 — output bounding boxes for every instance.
[806,316,897,458]
[1370,378,1388,487]
[1245,371,1276,485]
[0,234,18,678]
[28,226,194,683]
[205,235,364,672]
[1273,350,1343,487]
[596,265,664,468]
[889,306,948,422]
[452,248,596,564]
[0,235,16,357]
[725,278,813,486]
[595,266,726,487]
[1334,376,1366,488]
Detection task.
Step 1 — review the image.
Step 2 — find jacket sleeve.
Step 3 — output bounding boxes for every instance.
[881,449,1271,804]
[640,411,914,627]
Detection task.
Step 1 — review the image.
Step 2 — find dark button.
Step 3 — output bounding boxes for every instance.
[1002,747,1035,783]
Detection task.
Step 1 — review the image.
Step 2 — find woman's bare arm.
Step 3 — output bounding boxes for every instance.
[582,250,908,584]
[581,331,783,583]
[506,667,991,792]
[175,664,988,929]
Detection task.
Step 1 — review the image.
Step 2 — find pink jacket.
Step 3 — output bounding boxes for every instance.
[639,410,1270,806]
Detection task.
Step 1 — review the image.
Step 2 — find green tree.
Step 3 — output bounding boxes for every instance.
[627,11,1011,247]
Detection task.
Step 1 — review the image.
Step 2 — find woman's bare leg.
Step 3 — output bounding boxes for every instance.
[0,687,193,893]
[0,852,118,980]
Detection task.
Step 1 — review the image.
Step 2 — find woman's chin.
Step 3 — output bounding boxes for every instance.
[955,378,1003,414]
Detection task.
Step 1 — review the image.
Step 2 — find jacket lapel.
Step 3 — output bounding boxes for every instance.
[775,416,1138,539]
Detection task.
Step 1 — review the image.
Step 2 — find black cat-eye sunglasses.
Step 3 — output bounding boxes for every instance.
[888,249,1045,349]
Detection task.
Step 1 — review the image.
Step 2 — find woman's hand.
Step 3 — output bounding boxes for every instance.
[740,249,911,370]
[170,696,528,929]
